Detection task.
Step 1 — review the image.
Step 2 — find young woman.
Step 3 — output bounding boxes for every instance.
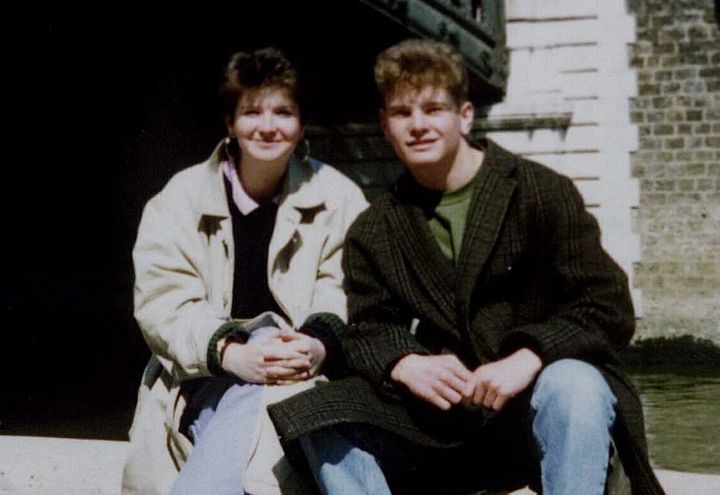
[122,48,367,495]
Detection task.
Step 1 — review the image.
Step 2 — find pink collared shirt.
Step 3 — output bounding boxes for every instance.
[221,160,280,215]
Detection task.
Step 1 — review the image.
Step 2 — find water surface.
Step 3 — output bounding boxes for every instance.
[630,368,720,474]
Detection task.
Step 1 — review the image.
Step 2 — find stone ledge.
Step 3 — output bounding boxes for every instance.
[1,436,718,495]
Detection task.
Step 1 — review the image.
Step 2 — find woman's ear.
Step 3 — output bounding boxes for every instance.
[225,115,235,137]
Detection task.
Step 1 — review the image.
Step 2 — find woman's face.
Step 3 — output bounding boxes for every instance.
[228,86,303,167]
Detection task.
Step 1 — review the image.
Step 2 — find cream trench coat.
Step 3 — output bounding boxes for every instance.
[122,141,368,495]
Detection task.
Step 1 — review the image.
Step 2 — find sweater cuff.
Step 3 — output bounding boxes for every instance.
[207,320,251,376]
[299,313,346,379]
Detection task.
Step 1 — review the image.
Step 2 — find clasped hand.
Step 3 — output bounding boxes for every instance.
[390,348,542,412]
[221,329,326,385]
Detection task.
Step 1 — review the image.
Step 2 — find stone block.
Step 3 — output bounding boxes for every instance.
[654,70,673,82]
[666,109,685,122]
[707,80,720,93]
[706,136,720,148]
[653,96,674,109]
[673,68,697,80]
[647,110,665,122]
[686,109,703,121]
[683,80,705,93]
[630,111,645,123]
[698,178,714,191]
[699,67,720,78]
[693,123,711,134]
[660,55,679,67]
[653,124,674,135]
[676,151,696,162]
[665,137,685,149]
[678,179,695,191]
[639,83,660,96]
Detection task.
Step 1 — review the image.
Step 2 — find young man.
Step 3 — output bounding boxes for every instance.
[269,39,664,495]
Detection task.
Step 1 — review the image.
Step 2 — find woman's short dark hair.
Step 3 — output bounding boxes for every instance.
[219,48,304,121]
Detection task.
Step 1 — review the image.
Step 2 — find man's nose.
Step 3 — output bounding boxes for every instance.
[409,110,428,134]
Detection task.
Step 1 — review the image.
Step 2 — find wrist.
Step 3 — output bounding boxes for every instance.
[514,348,542,374]
[390,353,417,383]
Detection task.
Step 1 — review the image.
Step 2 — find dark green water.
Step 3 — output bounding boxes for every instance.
[3,369,719,475]
[630,369,720,474]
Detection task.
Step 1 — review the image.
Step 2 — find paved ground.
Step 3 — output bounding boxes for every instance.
[1,436,718,494]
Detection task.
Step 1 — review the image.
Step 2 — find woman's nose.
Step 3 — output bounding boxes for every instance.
[259,112,275,133]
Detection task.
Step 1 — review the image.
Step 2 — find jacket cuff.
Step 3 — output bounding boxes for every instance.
[299,313,347,379]
[499,330,544,362]
[207,320,251,376]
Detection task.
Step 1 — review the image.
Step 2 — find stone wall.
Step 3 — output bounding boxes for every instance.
[627,0,720,343]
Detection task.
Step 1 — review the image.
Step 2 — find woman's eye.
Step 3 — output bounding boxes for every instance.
[242,109,260,116]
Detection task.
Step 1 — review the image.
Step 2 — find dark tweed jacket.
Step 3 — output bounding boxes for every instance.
[269,140,664,495]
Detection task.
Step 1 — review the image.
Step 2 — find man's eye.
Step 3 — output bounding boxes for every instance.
[426,106,444,114]
[390,109,411,117]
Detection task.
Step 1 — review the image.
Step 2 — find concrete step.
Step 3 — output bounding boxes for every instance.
[1,436,718,494]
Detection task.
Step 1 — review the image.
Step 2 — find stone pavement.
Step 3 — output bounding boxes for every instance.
[1,436,718,494]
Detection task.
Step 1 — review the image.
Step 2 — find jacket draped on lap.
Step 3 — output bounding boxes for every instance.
[122,140,368,495]
[269,140,665,495]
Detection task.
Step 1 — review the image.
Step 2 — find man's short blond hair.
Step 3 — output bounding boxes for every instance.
[374,39,469,106]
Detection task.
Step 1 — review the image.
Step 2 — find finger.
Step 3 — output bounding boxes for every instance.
[261,344,308,361]
[439,370,470,395]
[473,381,487,405]
[268,314,294,333]
[249,329,282,344]
[491,395,508,411]
[440,356,473,378]
[283,336,313,353]
[277,329,299,342]
[482,388,498,409]
[262,356,311,370]
[264,365,310,378]
[429,394,452,411]
[434,383,462,405]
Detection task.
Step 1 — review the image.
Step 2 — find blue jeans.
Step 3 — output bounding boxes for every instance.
[300,359,617,495]
[169,328,278,495]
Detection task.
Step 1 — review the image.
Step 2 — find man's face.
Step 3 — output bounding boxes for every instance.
[380,84,474,172]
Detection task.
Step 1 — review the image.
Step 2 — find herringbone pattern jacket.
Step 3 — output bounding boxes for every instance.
[270,140,665,495]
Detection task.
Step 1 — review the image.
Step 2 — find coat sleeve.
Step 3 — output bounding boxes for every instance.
[133,180,231,382]
[341,212,432,392]
[298,181,369,378]
[305,182,369,322]
[500,174,635,364]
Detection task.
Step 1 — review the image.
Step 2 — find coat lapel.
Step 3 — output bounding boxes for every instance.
[388,174,458,328]
[457,141,517,308]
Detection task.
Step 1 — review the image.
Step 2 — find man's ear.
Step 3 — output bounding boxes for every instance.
[379,108,390,140]
[459,100,475,137]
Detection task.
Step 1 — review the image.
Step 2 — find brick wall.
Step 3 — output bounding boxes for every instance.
[627,0,720,343]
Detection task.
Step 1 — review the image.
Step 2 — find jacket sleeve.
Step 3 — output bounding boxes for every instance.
[305,183,369,322]
[500,174,635,364]
[341,214,431,392]
[299,181,369,378]
[133,180,231,382]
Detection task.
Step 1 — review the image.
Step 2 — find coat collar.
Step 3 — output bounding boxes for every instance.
[455,140,518,306]
[388,139,518,326]
[197,140,327,221]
